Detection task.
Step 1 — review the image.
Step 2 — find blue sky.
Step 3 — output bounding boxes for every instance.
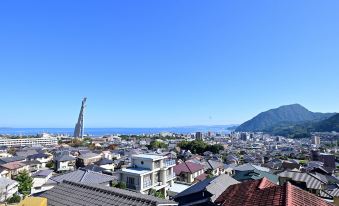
[0,1,339,127]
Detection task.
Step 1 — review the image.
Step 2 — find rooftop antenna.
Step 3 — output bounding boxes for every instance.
[74,97,87,138]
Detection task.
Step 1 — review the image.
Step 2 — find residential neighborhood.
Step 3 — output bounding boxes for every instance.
[0,130,339,205]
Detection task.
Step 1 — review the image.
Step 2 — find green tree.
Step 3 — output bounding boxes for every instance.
[16,170,33,196]
[148,140,167,150]
[6,194,21,204]
[46,161,54,169]
[177,140,224,155]
[149,189,165,199]
[112,182,126,189]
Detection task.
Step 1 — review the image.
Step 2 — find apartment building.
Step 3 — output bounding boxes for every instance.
[0,135,58,147]
[119,154,176,196]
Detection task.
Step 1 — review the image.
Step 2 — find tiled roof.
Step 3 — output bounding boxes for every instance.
[233,169,279,183]
[33,169,53,177]
[214,177,333,206]
[195,173,208,182]
[0,161,26,170]
[42,180,178,206]
[96,158,114,165]
[174,162,204,175]
[175,174,239,203]
[27,153,49,159]
[206,160,224,170]
[277,171,324,190]
[83,164,106,173]
[0,177,18,189]
[0,156,26,164]
[233,163,270,172]
[51,168,117,184]
[78,152,101,159]
[54,154,75,162]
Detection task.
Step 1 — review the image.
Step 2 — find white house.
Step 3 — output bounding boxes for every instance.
[0,177,18,202]
[31,169,54,194]
[120,154,176,196]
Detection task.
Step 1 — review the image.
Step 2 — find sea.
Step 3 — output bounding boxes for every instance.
[0,125,235,136]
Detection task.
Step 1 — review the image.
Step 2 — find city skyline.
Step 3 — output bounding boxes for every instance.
[1,1,339,127]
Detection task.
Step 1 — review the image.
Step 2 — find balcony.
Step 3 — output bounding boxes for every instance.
[154,162,161,169]
[126,183,137,190]
[164,159,176,167]
[143,180,152,188]
[167,172,176,180]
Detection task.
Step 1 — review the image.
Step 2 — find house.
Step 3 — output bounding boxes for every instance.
[24,160,42,173]
[101,150,112,159]
[0,177,18,202]
[41,180,178,206]
[0,161,29,179]
[76,152,102,167]
[233,169,279,184]
[15,148,41,158]
[0,156,26,165]
[205,160,225,176]
[27,153,52,168]
[174,162,206,184]
[119,154,176,196]
[95,158,115,172]
[51,168,117,186]
[53,151,76,172]
[174,174,239,206]
[278,170,339,200]
[31,169,54,194]
[214,177,333,206]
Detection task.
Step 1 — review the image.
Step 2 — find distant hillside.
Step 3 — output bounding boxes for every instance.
[236,104,335,132]
[315,113,339,132]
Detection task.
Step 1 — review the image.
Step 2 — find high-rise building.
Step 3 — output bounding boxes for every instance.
[74,97,86,138]
[195,132,203,141]
[312,136,320,145]
[240,133,248,141]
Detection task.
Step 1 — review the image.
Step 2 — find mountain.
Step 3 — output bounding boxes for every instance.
[235,104,335,132]
[315,113,339,132]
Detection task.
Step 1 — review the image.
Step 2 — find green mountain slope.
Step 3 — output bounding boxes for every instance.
[315,113,339,132]
[236,104,335,132]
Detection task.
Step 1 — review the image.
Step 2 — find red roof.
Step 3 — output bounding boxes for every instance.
[195,173,208,182]
[215,177,333,206]
[174,162,204,175]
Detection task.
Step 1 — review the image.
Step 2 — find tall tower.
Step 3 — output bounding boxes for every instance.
[74,97,87,138]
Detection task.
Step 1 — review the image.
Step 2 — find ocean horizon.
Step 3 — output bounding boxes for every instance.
[0,125,235,136]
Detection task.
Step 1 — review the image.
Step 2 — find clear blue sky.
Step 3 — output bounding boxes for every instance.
[0,1,339,128]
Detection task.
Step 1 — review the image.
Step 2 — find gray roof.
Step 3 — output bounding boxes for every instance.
[54,154,75,162]
[0,156,25,164]
[174,174,239,202]
[42,180,178,206]
[16,149,39,157]
[33,169,53,177]
[278,171,324,190]
[0,177,18,189]
[206,160,223,170]
[51,168,117,184]
[78,152,101,159]
[233,163,270,172]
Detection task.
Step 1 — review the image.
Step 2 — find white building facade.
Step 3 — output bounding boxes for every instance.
[120,154,176,196]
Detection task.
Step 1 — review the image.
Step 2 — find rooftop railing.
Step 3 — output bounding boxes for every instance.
[164,159,176,167]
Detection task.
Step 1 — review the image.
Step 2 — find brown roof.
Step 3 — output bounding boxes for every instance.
[1,161,26,170]
[174,162,204,175]
[215,177,333,206]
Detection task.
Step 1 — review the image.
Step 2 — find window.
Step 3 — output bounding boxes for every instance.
[127,177,135,185]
